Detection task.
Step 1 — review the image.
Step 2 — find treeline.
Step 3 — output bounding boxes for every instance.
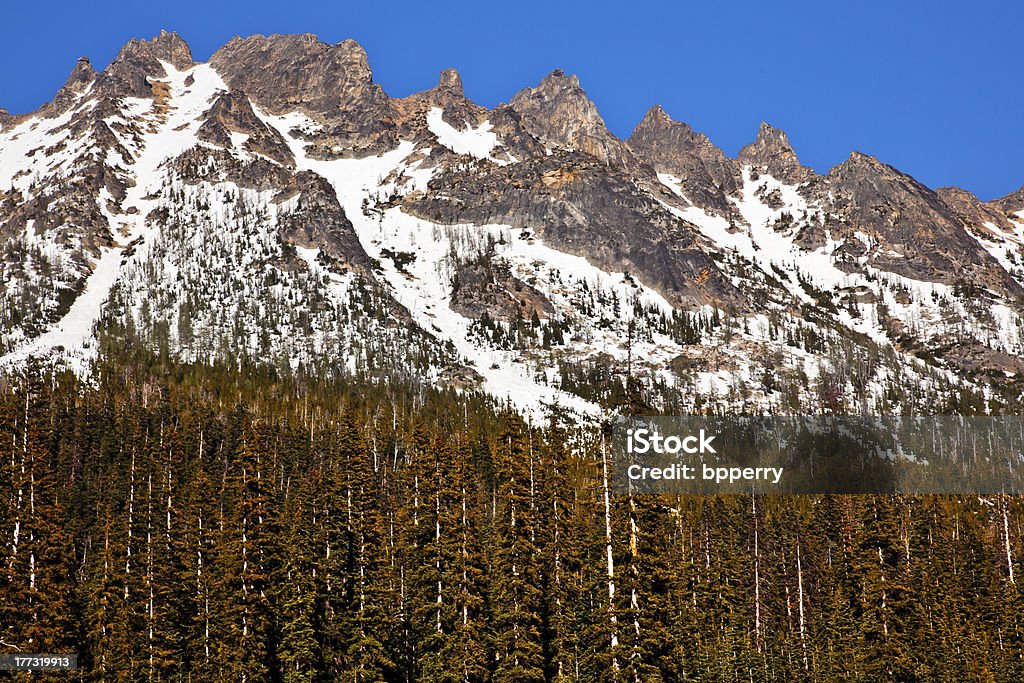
[1,360,1023,681]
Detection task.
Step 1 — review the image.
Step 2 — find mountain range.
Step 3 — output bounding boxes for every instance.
[2,30,1023,416]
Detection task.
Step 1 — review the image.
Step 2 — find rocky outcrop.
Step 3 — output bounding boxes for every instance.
[451,259,554,322]
[274,171,373,272]
[628,105,739,216]
[737,122,815,184]
[391,68,490,146]
[198,91,295,167]
[509,70,632,168]
[818,153,1020,295]
[210,34,396,157]
[96,31,194,100]
[992,185,1024,216]
[394,69,477,122]
[41,57,98,117]
[403,151,744,310]
[170,146,293,191]
[937,186,1020,235]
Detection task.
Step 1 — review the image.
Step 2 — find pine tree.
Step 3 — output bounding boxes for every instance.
[490,415,545,683]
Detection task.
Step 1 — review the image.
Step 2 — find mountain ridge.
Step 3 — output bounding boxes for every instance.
[3,30,1024,417]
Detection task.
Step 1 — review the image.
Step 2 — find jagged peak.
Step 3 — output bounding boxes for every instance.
[536,69,581,93]
[215,33,367,64]
[633,104,674,130]
[211,33,374,78]
[436,68,463,97]
[990,184,1024,213]
[508,70,586,110]
[737,120,814,182]
[628,105,725,160]
[208,33,390,125]
[114,30,193,71]
[398,67,468,111]
[826,151,942,203]
[25,55,101,118]
[64,56,97,91]
[831,150,892,174]
[510,69,597,115]
[745,121,795,153]
[508,69,629,166]
[647,103,671,122]
[631,104,702,140]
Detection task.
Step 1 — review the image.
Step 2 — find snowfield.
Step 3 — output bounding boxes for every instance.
[426,107,499,160]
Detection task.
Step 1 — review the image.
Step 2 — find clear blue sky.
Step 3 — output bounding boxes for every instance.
[2,0,1021,200]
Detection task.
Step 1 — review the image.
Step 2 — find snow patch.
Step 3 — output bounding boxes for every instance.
[426,107,498,160]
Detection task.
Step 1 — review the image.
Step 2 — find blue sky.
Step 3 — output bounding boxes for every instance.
[2,0,1020,200]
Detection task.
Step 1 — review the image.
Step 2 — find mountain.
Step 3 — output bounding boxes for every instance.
[2,31,1024,416]
[627,104,739,218]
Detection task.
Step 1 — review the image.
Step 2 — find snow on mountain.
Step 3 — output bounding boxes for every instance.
[2,31,1024,418]
[425,107,499,161]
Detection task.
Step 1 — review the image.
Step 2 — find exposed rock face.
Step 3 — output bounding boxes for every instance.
[6,29,1024,408]
[198,91,295,167]
[451,259,554,322]
[936,186,1020,235]
[992,185,1024,216]
[96,30,194,99]
[509,70,632,167]
[403,151,743,310]
[398,69,467,111]
[819,153,1019,295]
[484,105,549,161]
[274,171,373,272]
[737,122,815,184]
[210,34,395,156]
[392,68,488,137]
[41,57,98,116]
[171,145,293,192]
[627,105,739,216]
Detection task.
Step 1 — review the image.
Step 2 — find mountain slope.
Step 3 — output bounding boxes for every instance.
[2,31,1023,416]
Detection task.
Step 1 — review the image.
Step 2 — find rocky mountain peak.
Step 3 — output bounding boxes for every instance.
[737,121,813,184]
[828,150,900,181]
[391,66,481,132]
[632,104,688,137]
[436,68,464,98]
[0,108,10,129]
[537,69,581,91]
[638,103,672,126]
[67,57,98,89]
[992,185,1024,215]
[818,150,1021,296]
[509,70,629,166]
[33,56,99,117]
[402,68,466,107]
[114,30,194,71]
[209,34,387,117]
[208,33,395,156]
[627,104,739,215]
[95,31,194,100]
[937,185,1020,236]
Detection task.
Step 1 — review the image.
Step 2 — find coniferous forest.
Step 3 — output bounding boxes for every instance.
[2,356,1024,682]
